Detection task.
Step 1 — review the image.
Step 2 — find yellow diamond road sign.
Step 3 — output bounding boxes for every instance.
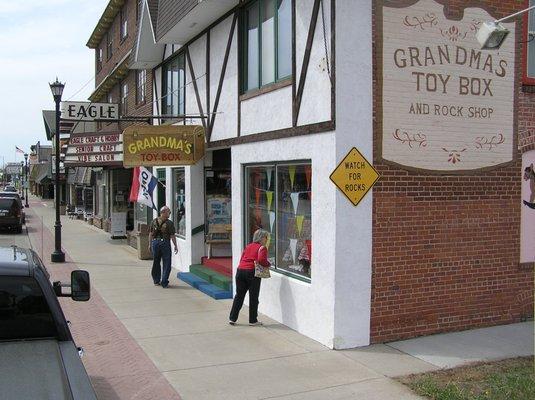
[329,147,380,206]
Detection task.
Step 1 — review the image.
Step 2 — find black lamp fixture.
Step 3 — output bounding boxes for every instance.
[19,161,24,200]
[24,153,29,208]
[49,77,65,263]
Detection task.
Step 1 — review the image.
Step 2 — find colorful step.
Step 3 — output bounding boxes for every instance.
[190,264,232,291]
[178,272,233,300]
[201,257,232,277]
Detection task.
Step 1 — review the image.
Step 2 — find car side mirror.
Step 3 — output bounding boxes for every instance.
[71,270,90,302]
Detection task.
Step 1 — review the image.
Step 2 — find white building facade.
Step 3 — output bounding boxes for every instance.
[133,0,373,349]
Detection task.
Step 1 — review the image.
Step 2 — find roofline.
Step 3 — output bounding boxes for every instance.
[86,0,126,49]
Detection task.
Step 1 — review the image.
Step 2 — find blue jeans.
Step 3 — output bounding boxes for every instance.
[151,239,172,286]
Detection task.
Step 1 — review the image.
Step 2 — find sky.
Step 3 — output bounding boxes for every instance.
[0,0,108,166]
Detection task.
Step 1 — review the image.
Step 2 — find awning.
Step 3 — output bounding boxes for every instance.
[35,164,51,184]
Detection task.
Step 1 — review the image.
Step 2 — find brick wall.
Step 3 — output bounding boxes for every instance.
[95,0,140,86]
[371,0,534,343]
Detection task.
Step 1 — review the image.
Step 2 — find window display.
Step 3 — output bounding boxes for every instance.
[245,162,311,280]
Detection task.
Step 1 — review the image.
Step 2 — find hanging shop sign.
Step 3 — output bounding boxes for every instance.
[64,132,123,167]
[122,125,205,167]
[380,0,515,172]
[61,101,119,121]
[330,148,379,206]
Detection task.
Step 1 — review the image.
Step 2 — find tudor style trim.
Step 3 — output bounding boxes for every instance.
[186,47,207,130]
[208,11,238,142]
[293,0,321,127]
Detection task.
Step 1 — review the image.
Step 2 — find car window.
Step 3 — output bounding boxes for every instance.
[0,199,16,210]
[0,276,58,341]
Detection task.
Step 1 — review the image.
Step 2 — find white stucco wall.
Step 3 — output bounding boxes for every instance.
[240,85,292,135]
[331,0,373,349]
[232,132,338,347]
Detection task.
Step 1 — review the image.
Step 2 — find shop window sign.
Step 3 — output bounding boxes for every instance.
[245,162,312,280]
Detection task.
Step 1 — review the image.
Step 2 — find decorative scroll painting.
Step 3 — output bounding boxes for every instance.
[521,151,535,264]
[381,0,515,171]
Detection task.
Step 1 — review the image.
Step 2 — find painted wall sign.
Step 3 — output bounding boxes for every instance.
[381,0,515,171]
[521,151,535,266]
[64,132,123,167]
[330,148,379,206]
[123,125,205,167]
[61,101,119,121]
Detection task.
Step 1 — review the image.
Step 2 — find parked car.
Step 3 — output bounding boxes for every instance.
[0,246,96,400]
[3,185,17,192]
[0,198,23,233]
[0,192,25,223]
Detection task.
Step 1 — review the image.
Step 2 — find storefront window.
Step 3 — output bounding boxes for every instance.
[245,162,311,280]
[172,168,186,237]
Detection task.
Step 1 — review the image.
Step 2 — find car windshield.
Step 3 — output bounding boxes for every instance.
[0,276,58,341]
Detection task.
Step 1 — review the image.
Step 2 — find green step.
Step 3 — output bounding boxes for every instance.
[211,274,232,291]
[189,264,232,291]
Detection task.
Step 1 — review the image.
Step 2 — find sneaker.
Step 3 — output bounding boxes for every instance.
[249,321,263,326]
[161,284,169,288]
[153,282,160,286]
[229,320,236,326]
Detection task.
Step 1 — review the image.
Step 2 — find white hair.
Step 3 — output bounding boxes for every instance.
[160,205,170,214]
[252,229,269,243]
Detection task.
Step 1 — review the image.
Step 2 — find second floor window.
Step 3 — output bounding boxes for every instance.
[96,48,103,72]
[122,82,129,116]
[121,5,128,40]
[106,30,113,60]
[241,0,292,93]
[136,70,147,105]
[162,53,185,117]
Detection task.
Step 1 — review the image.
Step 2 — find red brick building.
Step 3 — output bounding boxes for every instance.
[371,0,534,343]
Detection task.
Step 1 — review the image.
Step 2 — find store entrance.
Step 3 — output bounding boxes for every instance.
[205,149,232,259]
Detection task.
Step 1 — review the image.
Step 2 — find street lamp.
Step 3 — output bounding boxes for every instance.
[49,78,65,263]
[24,153,29,208]
[19,161,24,200]
[476,5,535,49]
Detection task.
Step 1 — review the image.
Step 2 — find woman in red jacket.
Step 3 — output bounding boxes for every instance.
[229,229,270,326]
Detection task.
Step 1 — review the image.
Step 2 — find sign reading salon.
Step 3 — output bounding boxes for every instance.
[381,0,515,171]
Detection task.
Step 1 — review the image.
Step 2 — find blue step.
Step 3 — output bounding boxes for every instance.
[178,272,233,300]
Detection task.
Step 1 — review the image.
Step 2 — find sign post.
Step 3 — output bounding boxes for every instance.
[330,147,380,206]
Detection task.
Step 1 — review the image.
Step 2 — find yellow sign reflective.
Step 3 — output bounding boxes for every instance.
[329,147,380,206]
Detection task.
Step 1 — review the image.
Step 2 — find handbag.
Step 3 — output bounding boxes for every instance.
[254,246,271,279]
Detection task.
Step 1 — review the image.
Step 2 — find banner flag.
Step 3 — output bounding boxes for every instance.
[129,166,158,209]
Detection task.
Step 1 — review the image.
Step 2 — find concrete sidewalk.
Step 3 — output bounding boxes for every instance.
[27,198,533,400]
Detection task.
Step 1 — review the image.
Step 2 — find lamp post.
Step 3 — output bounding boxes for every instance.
[50,78,65,263]
[24,153,29,208]
[20,161,24,199]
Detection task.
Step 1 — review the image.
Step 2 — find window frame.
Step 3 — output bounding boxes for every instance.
[136,69,147,106]
[120,5,128,41]
[240,0,293,94]
[172,167,186,239]
[106,30,113,60]
[524,0,535,85]
[121,81,129,116]
[161,52,186,119]
[96,47,103,72]
[243,159,312,283]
